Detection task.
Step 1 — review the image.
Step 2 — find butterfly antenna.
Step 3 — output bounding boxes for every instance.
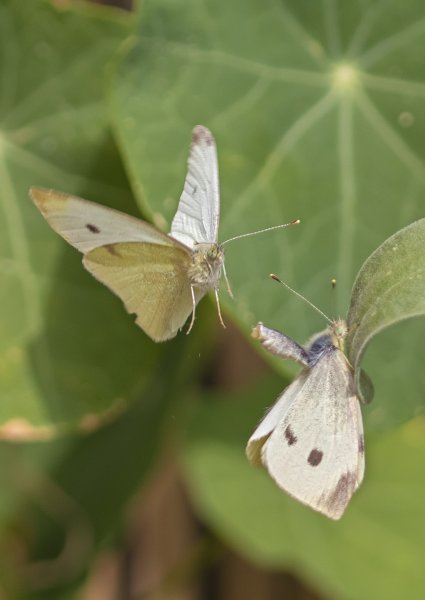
[222,219,300,245]
[270,273,333,325]
[330,277,338,318]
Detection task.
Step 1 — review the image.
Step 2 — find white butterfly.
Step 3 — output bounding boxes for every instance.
[247,316,364,520]
[30,125,229,342]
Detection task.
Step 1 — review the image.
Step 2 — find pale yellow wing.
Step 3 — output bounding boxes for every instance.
[83,242,203,342]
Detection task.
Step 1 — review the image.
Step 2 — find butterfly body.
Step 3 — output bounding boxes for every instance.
[247,319,364,520]
[188,243,224,290]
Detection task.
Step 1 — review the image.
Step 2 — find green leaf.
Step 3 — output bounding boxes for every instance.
[0,0,161,433]
[110,0,425,429]
[182,385,425,600]
[347,219,425,403]
[0,302,215,596]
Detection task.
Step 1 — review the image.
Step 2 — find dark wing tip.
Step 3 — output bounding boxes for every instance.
[29,187,69,212]
[192,124,215,146]
[323,471,358,519]
[29,186,53,209]
[29,186,45,203]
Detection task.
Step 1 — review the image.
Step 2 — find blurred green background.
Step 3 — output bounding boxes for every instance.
[1,0,425,598]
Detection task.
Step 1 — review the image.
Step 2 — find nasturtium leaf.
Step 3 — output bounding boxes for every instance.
[182,386,425,600]
[0,0,167,434]
[347,219,425,403]
[110,0,425,429]
[0,302,215,596]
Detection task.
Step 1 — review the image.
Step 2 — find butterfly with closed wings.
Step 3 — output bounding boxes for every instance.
[31,126,298,342]
[247,276,364,520]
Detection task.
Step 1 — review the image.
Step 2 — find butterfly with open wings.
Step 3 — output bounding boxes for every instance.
[31,126,232,342]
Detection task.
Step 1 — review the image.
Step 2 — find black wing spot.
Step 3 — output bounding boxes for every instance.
[308,448,323,466]
[86,223,100,234]
[325,472,357,514]
[358,434,365,453]
[284,425,297,446]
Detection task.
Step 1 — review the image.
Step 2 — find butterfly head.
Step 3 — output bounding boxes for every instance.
[189,242,224,288]
[330,318,348,351]
[206,243,224,261]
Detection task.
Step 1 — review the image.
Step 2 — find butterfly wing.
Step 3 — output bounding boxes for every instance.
[262,348,364,520]
[170,125,220,248]
[246,375,307,467]
[83,242,204,342]
[30,187,177,253]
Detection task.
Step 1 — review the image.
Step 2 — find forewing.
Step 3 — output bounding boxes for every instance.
[263,348,364,520]
[83,242,203,342]
[246,376,306,467]
[170,125,220,247]
[30,187,175,253]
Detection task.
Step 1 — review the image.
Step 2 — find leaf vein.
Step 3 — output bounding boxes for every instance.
[355,91,425,182]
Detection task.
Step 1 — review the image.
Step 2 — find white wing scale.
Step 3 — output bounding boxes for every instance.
[171,125,220,248]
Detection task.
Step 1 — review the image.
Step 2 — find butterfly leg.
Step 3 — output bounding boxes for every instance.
[222,263,234,298]
[214,288,226,329]
[252,323,309,366]
[186,285,197,335]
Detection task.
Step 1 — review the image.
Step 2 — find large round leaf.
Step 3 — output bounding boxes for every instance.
[110,0,425,429]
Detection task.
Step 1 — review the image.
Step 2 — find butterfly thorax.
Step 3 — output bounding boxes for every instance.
[188,243,224,289]
[306,319,348,366]
[306,334,334,366]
